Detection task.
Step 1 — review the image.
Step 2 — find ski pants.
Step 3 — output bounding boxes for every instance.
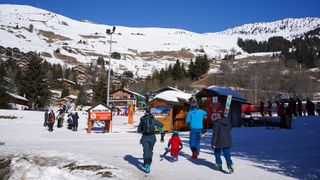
[214,147,233,166]
[47,122,54,131]
[140,135,156,165]
[189,128,201,155]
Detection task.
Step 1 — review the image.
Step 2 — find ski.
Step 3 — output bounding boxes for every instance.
[224,95,232,118]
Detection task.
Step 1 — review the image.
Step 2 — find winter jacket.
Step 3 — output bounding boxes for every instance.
[186,108,207,129]
[211,118,232,148]
[138,113,163,136]
[168,135,182,157]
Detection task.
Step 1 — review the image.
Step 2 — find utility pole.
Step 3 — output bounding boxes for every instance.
[106,26,116,106]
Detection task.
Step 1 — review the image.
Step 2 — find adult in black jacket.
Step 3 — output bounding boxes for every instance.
[137,108,164,173]
[211,111,234,173]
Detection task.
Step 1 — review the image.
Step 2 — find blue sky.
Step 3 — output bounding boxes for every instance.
[1,0,320,33]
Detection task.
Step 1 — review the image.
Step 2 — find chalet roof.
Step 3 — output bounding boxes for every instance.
[7,92,29,102]
[196,85,248,103]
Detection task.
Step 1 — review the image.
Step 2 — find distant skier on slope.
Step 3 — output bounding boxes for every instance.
[137,107,164,173]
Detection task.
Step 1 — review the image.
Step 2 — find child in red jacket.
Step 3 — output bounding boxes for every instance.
[168,131,183,161]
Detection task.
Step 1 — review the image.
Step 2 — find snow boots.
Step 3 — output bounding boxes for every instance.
[145,164,151,173]
[227,164,234,174]
[214,165,222,171]
[214,164,234,174]
[192,149,198,159]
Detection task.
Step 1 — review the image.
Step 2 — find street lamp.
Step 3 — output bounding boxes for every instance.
[106,26,116,106]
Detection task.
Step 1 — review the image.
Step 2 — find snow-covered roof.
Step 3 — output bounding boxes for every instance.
[197,86,248,103]
[7,92,29,101]
[67,95,78,100]
[152,90,192,105]
[50,90,62,95]
[57,78,76,85]
[89,104,111,112]
[123,88,145,99]
[154,86,183,94]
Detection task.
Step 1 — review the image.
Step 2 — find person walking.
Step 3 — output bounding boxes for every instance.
[72,112,79,131]
[167,131,183,162]
[260,101,265,117]
[43,109,49,127]
[128,104,134,125]
[306,98,315,116]
[267,101,272,117]
[47,110,55,132]
[284,105,292,129]
[297,99,303,116]
[316,102,320,116]
[137,108,164,173]
[186,102,207,159]
[212,111,234,174]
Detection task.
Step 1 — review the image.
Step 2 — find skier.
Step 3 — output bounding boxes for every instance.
[137,108,164,173]
[211,111,234,174]
[47,110,55,132]
[167,131,183,161]
[186,102,207,159]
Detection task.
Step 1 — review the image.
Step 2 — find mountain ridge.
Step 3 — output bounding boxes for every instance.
[0,4,319,77]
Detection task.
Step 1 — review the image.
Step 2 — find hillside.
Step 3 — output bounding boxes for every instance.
[0,4,320,77]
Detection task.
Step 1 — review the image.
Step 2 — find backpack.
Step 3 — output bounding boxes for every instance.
[140,114,155,135]
[48,112,55,122]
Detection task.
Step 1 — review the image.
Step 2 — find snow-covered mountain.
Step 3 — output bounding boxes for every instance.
[0,4,319,77]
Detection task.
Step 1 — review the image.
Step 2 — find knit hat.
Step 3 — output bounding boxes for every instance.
[172,131,179,136]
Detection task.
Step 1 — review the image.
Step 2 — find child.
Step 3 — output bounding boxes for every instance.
[168,131,183,161]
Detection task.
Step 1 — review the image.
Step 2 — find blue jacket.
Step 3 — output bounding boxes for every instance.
[186,108,207,129]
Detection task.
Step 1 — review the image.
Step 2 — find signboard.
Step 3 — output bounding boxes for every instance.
[212,96,218,103]
[90,112,112,121]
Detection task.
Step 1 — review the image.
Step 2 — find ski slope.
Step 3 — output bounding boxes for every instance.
[0,109,319,179]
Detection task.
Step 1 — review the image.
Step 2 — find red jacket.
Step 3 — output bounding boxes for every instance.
[169,135,182,157]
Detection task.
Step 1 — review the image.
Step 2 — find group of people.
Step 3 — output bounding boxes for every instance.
[259,98,320,117]
[137,103,234,174]
[44,107,79,132]
[258,98,320,129]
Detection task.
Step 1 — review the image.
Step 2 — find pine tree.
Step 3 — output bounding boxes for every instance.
[0,63,10,109]
[61,87,70,98]
[188,59,197,80]
[19,58,50,109]
[76,85,87,106]
[93,76,107,104]
[172,59,186,81]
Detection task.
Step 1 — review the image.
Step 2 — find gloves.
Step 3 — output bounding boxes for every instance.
[211,145,216,149]
[160,132,165,143]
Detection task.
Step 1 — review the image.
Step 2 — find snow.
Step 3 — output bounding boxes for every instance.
[0,5,319,77]
[153,90,192,103]
[1,109,320,179]
[7,92,29,101]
